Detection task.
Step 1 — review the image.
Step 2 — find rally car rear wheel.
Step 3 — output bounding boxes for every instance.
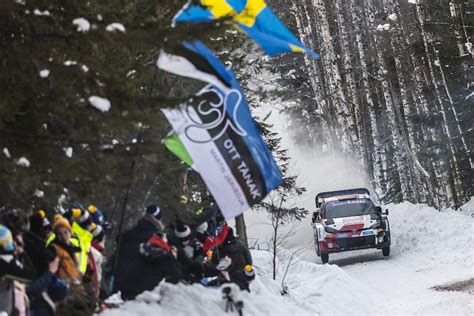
[382,246,390,257]
[321,252,329,264]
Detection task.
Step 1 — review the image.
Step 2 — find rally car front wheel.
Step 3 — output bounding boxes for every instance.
[321,252,329,264]
[382,246,390,257]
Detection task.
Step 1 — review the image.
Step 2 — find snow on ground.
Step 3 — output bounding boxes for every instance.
[103,200,473,316]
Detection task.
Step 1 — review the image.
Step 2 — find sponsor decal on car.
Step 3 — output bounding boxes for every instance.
[342,216,364,225]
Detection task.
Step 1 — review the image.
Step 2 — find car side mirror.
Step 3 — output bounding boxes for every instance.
[312,211,319,223]
[375,206,382,213]
[383,209,389,216]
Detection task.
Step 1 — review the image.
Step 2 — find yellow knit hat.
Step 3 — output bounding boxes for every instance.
[88,205,97,213]
[53,216,71,232]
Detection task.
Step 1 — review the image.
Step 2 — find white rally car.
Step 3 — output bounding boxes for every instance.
[311,188,391,264]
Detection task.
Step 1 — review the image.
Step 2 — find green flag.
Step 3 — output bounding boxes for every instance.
[163,131,195,169]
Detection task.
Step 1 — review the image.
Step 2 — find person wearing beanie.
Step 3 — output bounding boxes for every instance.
[145,204,164,228]
[0,224,15,253]
[175,222,192,243]
[110,203,165,294]
[71,208,93,231]
[24,212,57,279]
[0,225,37,316]
[49,216,81,283]
[85,223,105,298]
[214,227,252,274]
[230,264,256,292]
[0,225,36,281]
[120,232,181,300]
[88,205,104,226]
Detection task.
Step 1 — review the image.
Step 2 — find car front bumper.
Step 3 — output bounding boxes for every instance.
[319,230,391,253]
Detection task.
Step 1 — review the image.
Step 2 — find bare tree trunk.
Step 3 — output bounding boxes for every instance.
[235,213,248,248]
[312,0,353,151]
[415,3,462,206]
[367,3,411,201]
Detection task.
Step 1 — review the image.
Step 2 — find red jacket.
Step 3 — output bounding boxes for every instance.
[203,224,229,252]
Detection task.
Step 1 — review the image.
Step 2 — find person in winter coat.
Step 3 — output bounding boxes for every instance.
[120,232,181,300]
[0,225,36,316]
[85,223,105,298]
[48,216,81,284]
[214,228,252,274]
[196,221,229,254]
[170,222,229,284]
[87,205,104,226]
[111,204,164,294]
[230,264,255,292]
[26,256,70,316]
[168,222,203,282]
[23,212,56,278]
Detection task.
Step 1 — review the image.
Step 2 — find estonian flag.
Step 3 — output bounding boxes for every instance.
[157,41,233,94]
[172,0,320,59]
[159,41,282,219]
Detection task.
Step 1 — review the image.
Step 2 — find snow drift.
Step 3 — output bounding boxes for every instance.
[102,199,473,315]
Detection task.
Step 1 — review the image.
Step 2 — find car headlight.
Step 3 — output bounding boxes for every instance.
[324,218,335,225]
[369,220,381,229]
[324,226,338,234]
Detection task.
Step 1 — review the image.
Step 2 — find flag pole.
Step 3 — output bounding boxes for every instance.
[109,135,141,293]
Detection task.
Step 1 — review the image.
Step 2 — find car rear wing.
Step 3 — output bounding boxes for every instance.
[315,188,371,208]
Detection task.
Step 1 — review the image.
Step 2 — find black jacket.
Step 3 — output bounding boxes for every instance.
[216,238,252,274]
[230,270,251,292]
[120,240,181,300]
[0,253,36,285]
[23,231,55,277]
[111,218,160,294]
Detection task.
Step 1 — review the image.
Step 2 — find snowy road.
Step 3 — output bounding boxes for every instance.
[269,201,474,315]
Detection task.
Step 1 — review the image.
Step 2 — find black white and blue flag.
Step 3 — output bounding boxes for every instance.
[158,41,282,219]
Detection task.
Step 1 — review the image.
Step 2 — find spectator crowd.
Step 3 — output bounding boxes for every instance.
[0,204,255,315]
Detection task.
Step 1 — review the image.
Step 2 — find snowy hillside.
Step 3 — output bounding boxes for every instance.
[103,199,473,315]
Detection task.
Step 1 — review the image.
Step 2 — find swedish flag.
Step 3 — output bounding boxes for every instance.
[173,0,320,59]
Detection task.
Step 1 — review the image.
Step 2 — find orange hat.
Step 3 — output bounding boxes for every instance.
[53,216,71,233]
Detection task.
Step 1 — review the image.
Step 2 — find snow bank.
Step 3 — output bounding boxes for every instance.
[102,272,311,316]
[102,248,373,316]
[387,201,473,276]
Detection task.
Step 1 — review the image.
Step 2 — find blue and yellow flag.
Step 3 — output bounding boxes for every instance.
[173,0,320,59]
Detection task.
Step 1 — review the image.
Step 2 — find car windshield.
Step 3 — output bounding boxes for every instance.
[324,198,376,219]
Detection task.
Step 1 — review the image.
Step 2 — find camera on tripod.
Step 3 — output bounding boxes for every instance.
[221,284,243,315]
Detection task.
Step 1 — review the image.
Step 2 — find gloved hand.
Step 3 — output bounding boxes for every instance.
[217,256,232,271]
